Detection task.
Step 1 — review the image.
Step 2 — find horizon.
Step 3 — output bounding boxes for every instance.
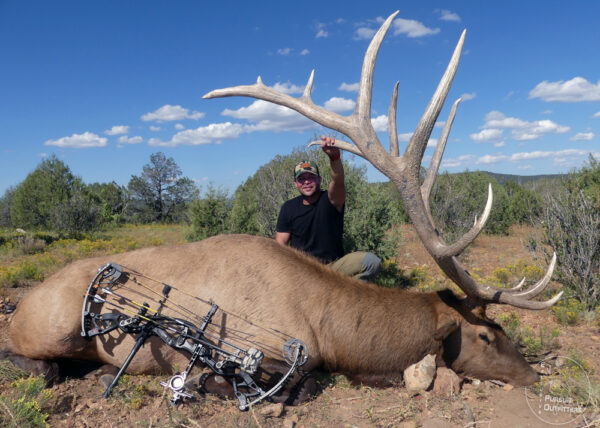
[2,1,599,195]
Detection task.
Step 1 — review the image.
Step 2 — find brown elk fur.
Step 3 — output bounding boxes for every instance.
[7,234,538,389]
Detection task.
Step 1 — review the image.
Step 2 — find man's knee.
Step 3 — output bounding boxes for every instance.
[359,252,381,281]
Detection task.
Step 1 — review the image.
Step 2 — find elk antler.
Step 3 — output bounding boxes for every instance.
[203,11,562,310]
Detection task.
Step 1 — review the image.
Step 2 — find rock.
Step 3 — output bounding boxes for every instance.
[16,228,26,234]
[258,402,284,418]
[282,413,299,428]
[502,383,514,391]
[403,354,436,393]
[432,367,461,397]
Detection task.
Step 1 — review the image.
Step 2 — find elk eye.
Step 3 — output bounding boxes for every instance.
[479,333,491,344]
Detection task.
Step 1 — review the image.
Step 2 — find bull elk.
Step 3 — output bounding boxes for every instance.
[5,11,561,404]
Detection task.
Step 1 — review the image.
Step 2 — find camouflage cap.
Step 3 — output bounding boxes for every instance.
[294,160,320,179]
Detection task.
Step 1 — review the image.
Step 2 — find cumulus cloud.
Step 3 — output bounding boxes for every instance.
[371,115,388,132]
[174,123,185,130]
[300,49,310,56]
[149,122,245,147]
[529,77,600,102]
[392,18,440,38]
[593,111,600,118]
[470,128,503,142]
[272,81,304,94]
[482,111,569,141]
[315,22,328,38]
[441,149,600,169]
[277,47,291,56]
[570,132,594,141]
[397,132,437,147]
[104,125,129,135]
[324,97,355,113]
[118,135,143,144]
[44,132,107,148]
[354,27,377,40]
[460,92,476,101]
[222,100,315,133]
[442,155,475,168]
[437,9,461,22]
[141,105,205,122]
[339,82,360,92]
[149,125,161,131]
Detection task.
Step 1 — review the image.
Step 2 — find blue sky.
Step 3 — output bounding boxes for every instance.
[1,1,599,196]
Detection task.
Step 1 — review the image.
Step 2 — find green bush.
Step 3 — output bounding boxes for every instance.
[0,376,52,428]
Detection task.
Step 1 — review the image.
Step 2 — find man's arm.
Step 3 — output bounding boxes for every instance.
[321,136,345,211]
[275,231,290,246]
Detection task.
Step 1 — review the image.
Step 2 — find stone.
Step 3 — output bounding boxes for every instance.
[282,413,299,428]
[403,354,436,393]
[432,367,461,397]
[258,402,284,418]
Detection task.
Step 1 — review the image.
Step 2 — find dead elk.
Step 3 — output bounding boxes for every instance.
[5,10,561,403]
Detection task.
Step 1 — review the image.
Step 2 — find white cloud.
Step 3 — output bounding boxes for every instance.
[442,154,475,168]
[470,128,503,142]
[222,100,316,132]
[438,9,461,22]
[392,18,440,38]
[118,135,143,144]
[141,105,205,122]
[44,132,107,148]
[104,125,129,135]
[482,111,569,141]
[271,81,304,94]
[570,132,594,141]
[529,77,600,102]
[174,123,185,130]
[277,47,291,56]
[371,115,388,132]
[324,97,355,113]
[339,82,360,92]
[354,27,377,40]
[593,111,600,118]
[460,92,476,101]
[316,29,328,38]
[149,125,161,131]
[149,122,245,147]
[300,49,310,56]
[477,154,509,164]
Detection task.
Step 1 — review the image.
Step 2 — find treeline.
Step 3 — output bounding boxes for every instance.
[1,150,598,308]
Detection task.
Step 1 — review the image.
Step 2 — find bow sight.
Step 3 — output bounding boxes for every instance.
[81,262,308,411]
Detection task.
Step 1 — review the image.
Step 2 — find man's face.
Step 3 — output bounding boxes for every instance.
[295,173,321,197]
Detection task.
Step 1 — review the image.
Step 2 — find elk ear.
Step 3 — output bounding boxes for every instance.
[434,319,460,340]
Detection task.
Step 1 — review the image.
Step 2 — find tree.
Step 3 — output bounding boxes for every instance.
[0,186,16,227]
[127,152,197,223]
[10,156,81,229]
[186,185,231,241]
[430,171,511,243]
[52,192,103,237]
[503,180,542,225]
[86,181,128,224]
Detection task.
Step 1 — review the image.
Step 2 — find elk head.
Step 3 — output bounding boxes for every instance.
[203,11,562,310]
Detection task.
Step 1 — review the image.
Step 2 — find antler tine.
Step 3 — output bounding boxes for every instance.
[307,139,365,157]
[302,70,315,99]
[511,253,557,298]
[404,30,466,174]
[421,98,462,226]
[389,82,400,157]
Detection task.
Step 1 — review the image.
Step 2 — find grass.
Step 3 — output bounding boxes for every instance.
[0,376,52,428]
[498,311,560,357]
[0,224,186,289]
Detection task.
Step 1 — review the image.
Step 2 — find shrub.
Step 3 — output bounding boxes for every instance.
[0,376,52,428]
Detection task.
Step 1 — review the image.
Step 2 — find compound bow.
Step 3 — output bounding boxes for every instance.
[81,262,308,411]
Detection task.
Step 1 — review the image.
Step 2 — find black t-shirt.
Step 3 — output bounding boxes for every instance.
[276,190,344,263]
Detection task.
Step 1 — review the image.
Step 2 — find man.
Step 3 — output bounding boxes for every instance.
[275,136,381,281]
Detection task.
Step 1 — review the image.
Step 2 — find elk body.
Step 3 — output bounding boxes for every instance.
[9,234,539,388]
[6,10,560,397]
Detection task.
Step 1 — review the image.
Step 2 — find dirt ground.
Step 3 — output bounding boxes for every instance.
[1,226,599,427]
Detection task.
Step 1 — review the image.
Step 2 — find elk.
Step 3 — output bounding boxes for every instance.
[5,11,561,402]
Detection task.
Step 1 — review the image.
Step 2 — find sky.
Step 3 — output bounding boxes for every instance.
[1,1,599,196]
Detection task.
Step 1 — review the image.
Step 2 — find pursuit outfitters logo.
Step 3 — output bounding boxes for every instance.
[525,355,592,425]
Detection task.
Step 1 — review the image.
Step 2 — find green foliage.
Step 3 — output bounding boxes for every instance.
[52,192,103,238]
[10,156,82,229]
[186,185,232,241]
[539,157,600,310]
[0,187,16,227]
[85,181,128,224]
[430,171,511,242]
[498,311,560,357]
[127,152,197,223]
[552,298,588,325]
[503,180,542,225]
[0,376,52,428]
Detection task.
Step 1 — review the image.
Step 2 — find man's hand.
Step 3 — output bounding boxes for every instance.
[321,135,340,161]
